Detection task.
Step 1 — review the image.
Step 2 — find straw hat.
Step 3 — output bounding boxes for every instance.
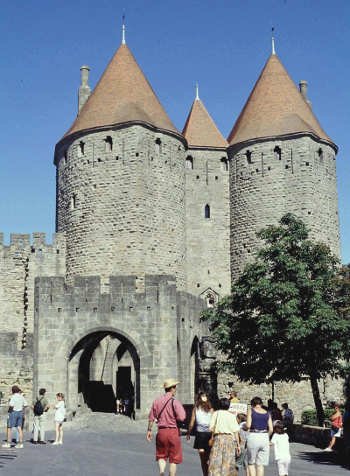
[163,378,180,389]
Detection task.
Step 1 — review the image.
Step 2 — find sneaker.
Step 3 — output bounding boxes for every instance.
[2,443,11,448]
[52,441,59,445]
[323,447,332,452]
[15,443,23,449]
[58,441,63,445]
[38,441,46,445]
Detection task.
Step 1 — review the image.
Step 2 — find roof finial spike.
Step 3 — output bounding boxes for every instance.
[122,13,126,45]
[195,82,199,101]
[271,26,276,55]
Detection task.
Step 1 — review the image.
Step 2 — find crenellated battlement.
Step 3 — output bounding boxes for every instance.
[34,274,179,315]
[0,232,66,254]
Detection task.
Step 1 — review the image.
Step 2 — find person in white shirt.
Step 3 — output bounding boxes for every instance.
[2,386,27,449]
[52,393,66,445]
[187,392,214,476]
[270,421,291,476]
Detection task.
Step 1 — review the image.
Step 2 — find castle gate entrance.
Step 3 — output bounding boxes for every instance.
[68,331,140,415]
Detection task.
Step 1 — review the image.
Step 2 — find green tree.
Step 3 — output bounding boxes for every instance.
[203,214,350,425]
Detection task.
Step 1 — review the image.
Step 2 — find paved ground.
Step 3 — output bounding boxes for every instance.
[0,414,348,475]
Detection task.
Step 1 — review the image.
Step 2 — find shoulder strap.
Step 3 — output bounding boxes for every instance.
[157,397,172,420]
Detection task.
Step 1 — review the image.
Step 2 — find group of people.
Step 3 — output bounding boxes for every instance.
[116,396,134,417]
[2,385,66,448]
[147,380,292,476]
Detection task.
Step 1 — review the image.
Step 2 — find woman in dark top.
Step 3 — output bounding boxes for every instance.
[246,397,273,476]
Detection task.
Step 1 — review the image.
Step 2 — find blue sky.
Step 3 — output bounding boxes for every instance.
[0,0,349,262]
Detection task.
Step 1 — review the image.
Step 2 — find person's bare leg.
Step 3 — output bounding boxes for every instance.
[248,465,256,476]
[158,458,166,475]
[7,427,12,443]
[328,436,336,449]
[169,462,177,476]
[59,424,63,443]
[53,422,60,443]
[199,450,209,476]
[17,426,23,443]
[256,465,264,476]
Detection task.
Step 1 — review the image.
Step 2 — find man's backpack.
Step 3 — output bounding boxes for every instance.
[34,397,44,416]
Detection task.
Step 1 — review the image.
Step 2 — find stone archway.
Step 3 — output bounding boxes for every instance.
[190,336,200,401]
[68,330,140,415]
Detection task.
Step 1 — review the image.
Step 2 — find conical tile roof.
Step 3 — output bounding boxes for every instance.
[228,54,334,147]
[182,98,227,148]
[64,44,178,138]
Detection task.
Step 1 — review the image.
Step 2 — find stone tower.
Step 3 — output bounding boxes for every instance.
[31,35,211,417]
[227,51,340,280]
[182,89,231,301]
[54,42,187,290]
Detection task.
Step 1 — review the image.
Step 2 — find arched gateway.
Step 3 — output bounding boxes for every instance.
[34,274,208,417]
[68,330,140,414]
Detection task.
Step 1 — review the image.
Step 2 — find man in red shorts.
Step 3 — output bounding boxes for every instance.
[147,378,186,476]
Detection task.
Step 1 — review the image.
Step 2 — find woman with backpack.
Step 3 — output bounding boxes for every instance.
[32,388,50,444]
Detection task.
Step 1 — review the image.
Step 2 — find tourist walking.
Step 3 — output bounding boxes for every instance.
[208,397,241,476]
[236,413,249,476]
[246,397,273,476]
[271,421,291,476]
[281,403,294,440]
[270,402,282,424]
[32,388,50,444]
[324,402,343,451]
[52,393,66,445]
[2,386,27,449]
[187,392,214,476]
[147,378,186,476]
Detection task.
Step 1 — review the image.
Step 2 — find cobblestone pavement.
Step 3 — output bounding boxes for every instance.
[0,414,348,475]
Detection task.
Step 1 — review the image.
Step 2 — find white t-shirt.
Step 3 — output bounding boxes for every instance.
[55,400,66,422]
[271,433,290,460]
[9,393,27,411]
[196,408,212,432]
[210,410,240,435]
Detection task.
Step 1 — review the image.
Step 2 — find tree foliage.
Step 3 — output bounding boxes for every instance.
[203,214,350,424]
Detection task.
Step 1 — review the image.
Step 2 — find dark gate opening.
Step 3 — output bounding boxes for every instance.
[69,330,140,414]
[116,366,135,417]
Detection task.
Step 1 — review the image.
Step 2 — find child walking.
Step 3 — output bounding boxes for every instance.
[53,393,66,445]
[271,421,291,476]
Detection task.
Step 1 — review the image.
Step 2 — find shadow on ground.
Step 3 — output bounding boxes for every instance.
[298,449,350,471]
[0,451,17,468]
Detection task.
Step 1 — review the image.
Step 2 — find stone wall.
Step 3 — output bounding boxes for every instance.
[185,147,231,301]
[55,125,187,290]
[0,233,65,398]
[229,136,340,280]
[34,274,204,417]
[217,374,344,421]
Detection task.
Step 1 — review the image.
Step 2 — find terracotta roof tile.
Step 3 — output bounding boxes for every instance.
[64,44,177,138]
[182,98,227,148]
[228,54,334,146]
